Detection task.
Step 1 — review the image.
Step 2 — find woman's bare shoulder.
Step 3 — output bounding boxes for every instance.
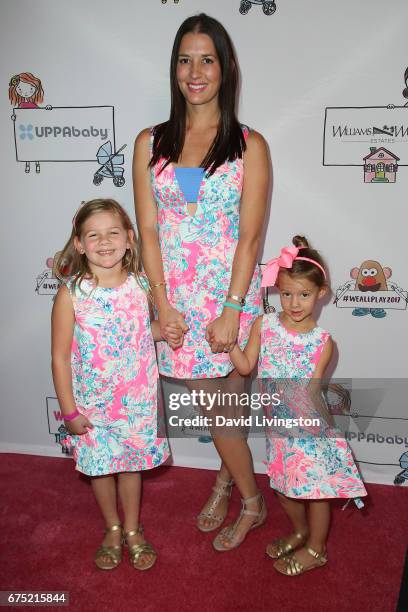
[134,127,151,149]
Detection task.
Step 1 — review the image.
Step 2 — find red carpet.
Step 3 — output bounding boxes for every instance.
[1,453,406,611]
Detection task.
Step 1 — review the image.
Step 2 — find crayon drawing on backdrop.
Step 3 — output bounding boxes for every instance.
[9,71,126,186]
[323,66,408,183]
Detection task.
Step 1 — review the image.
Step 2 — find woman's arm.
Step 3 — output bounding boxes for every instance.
[51,286,93,434]
[206,130,270,352]
[133,129,188,341]
[229,315,262,375]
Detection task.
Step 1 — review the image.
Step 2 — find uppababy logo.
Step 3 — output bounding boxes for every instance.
[19,124,34,139]
[18,122,108,140]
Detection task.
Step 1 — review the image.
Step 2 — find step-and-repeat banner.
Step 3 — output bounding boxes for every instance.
[1,0,407,486]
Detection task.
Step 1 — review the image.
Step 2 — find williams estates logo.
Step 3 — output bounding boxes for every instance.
[323,106,408,182]
[35,256,62,297]
[334,260,408,318]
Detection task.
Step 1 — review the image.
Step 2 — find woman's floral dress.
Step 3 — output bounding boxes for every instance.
[150,125,262,379]
[258,312,366,499]
[61,274,169,476]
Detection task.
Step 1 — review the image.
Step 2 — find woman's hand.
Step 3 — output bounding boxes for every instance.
[65,414,93,435]
[205,308,240,353]
[158,304,189,349]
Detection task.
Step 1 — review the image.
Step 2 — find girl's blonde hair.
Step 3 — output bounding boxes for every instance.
[8,72,44,105]
[55,198,145,294]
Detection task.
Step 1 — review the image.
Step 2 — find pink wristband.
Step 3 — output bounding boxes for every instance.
[63,408,81,421]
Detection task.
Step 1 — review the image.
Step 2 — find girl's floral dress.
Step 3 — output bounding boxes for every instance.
[258,312,366,499]
[61,274,169,476]
[150,125,262,379]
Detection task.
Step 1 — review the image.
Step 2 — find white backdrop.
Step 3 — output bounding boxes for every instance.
[1,0,407,486]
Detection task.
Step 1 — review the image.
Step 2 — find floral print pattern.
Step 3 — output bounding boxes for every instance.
[150,126,262,378]
[61,275,169,476]
[258,312,366,499]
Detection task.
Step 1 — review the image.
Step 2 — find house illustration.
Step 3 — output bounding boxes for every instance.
[363,147,399,183]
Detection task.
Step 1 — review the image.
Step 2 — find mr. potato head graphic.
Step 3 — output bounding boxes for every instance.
[351,259,392,318]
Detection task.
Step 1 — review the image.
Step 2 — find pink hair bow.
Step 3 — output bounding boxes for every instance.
[261,246,299,288]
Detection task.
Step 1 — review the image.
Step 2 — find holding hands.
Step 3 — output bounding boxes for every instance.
[206,307,240,353]
[158,304,189,349]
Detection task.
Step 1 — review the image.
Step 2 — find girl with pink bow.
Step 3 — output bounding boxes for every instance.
[229,235,366,576]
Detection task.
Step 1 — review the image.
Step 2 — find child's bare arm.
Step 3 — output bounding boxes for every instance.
[51,286,93,434]
[308,337,334,426]
[229,315,262,375]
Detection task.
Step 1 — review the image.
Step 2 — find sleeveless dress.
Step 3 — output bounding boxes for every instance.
[150,125,262,379]
[258,312,366,500]
[61,274,170,476]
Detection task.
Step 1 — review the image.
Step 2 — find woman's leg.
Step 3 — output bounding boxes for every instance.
[186,378,232,530]
[187,374,264,545]
[91,475,122,564]
[117,472,155,569]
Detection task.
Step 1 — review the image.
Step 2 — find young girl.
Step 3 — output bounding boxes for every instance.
[51,198,180,571]
[229,235,367,576]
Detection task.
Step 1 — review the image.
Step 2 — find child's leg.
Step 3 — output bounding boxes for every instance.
[276,492,308,534]
[269,492,308,553]
[307,499,330,554]
[91,475,122,565]
[274,499,330,573]
[118,472,155,569]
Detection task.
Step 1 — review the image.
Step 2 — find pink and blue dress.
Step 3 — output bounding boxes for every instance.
[258,312,367,500]
[150,125,262,379]
[61,274,169,476]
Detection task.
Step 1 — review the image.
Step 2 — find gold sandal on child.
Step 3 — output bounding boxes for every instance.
[266,532,307,559]
[124,526,157,571]
[94,524,123,570]
[273,546,327,576]
[196,475,234,533]
[212,491,267,552]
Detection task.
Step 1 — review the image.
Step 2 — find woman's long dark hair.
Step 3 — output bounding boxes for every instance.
[149,13,246,175]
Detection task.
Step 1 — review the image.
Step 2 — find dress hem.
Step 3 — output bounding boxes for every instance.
[73,452,171,477]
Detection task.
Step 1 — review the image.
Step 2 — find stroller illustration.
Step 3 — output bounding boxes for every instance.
[239,0,277,15]
[394,452,408,485]
[93,140,126,187]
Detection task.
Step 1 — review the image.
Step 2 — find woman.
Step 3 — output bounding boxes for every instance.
[133,13,270,550]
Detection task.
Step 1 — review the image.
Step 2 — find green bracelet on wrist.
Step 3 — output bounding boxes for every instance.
[224,301,242,312]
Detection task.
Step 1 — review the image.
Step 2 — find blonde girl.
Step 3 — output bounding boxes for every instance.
[52,198,179,571]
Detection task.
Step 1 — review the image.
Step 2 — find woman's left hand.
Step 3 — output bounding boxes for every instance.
[205,308,240,353]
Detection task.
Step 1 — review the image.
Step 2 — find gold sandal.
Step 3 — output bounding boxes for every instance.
[124,526,157,571]
[94,524,123,570]
[197,475,234,533]
[266,532,307,559]
[213,491,267,552]
[274,546,327,576]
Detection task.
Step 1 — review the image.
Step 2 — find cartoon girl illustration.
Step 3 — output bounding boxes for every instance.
[402,67,408,107]
[9,72,52,173]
